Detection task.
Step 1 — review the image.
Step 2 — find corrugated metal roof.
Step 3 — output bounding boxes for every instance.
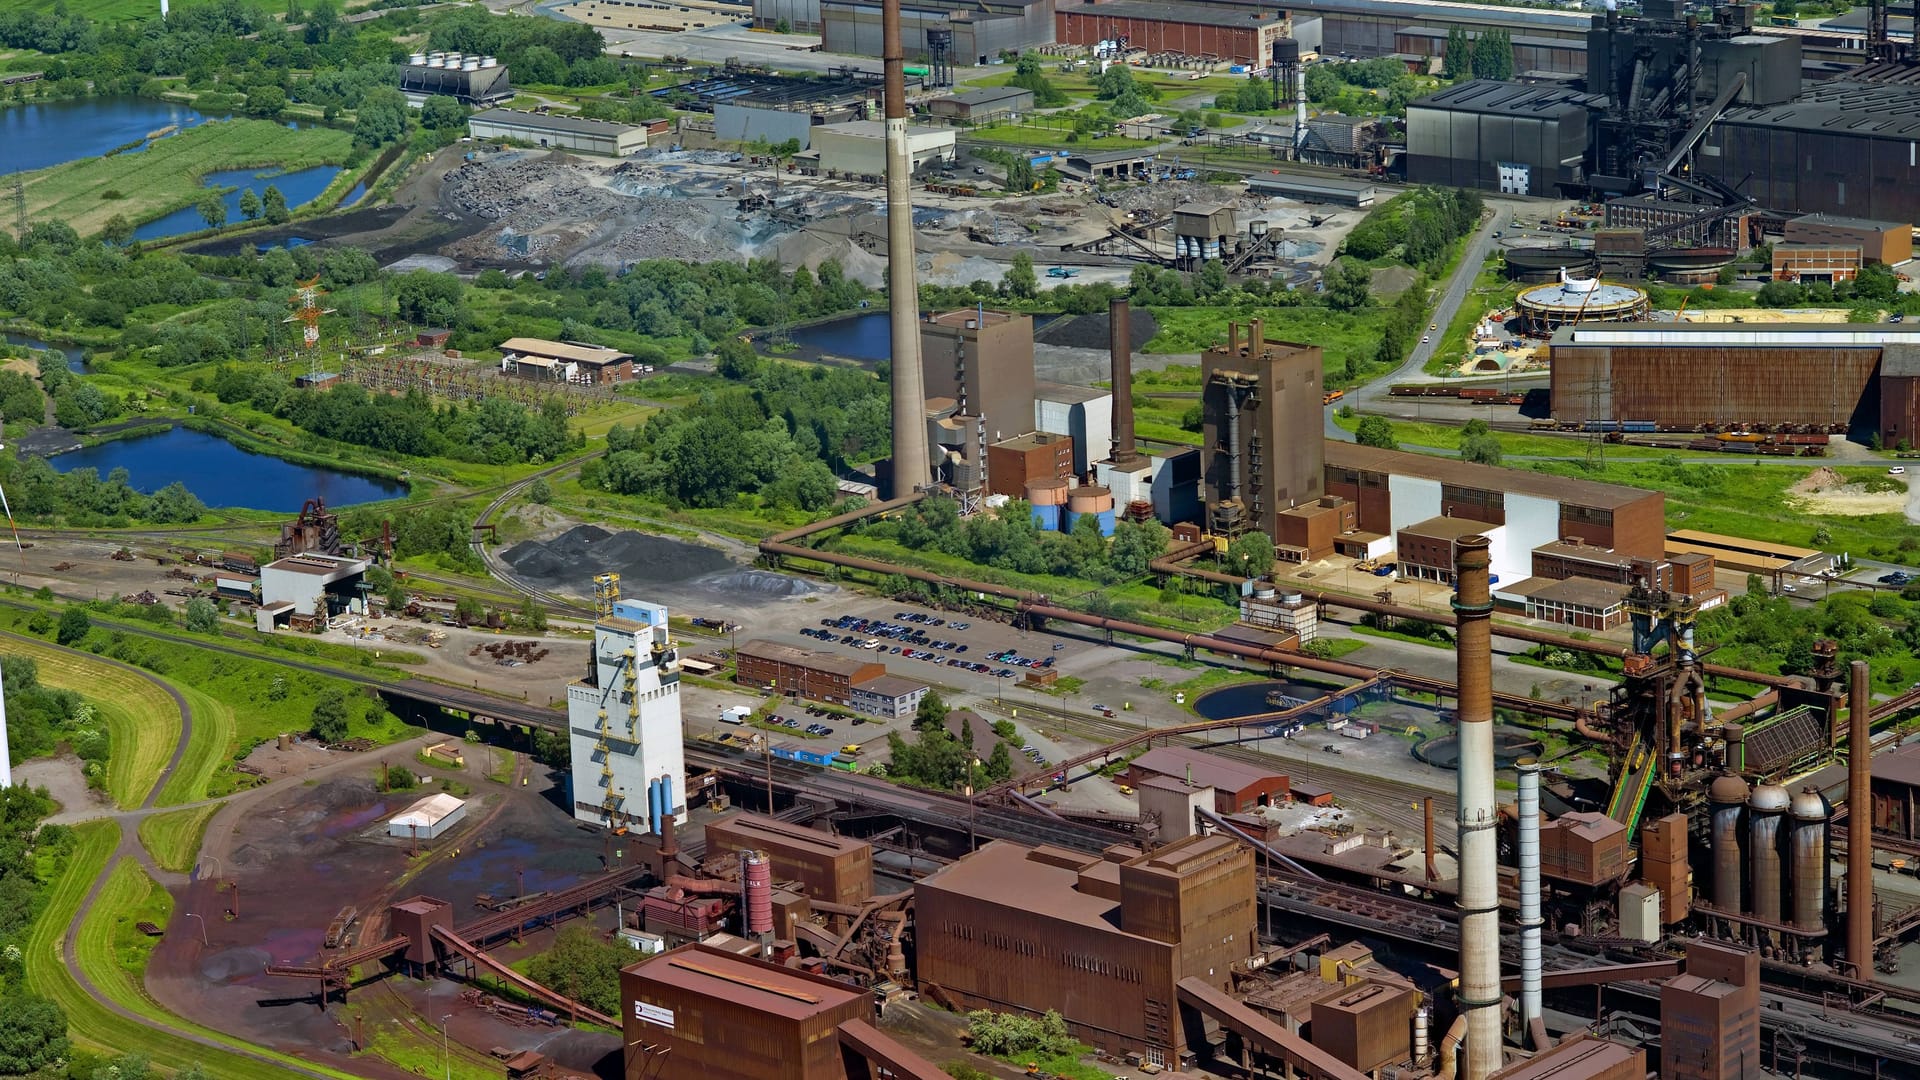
[626,944,866,1019]
[470,108,645,138]
[1325,442,1659,512]
[1410,78,1602,117]
[1132,746,1283,794]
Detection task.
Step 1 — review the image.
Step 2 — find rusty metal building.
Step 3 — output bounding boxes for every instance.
[1783,212,1913,265]
[1123,747,1287,813]
[1202,321,1324,538]
[1538,811,1628,886]
[1658,941,1760,1080]
[921,310,1037,448]
[704,813,875,906]
[622,943,872,1080]
[915,836,1256,1069]
[1055,1,1289,66]
[1548,323,1920,436]
[1491,1034,1646,1080]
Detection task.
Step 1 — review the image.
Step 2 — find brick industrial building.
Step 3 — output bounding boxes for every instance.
[1056,1,1289,67]
[921,309,1038,448]
[735,641,929,716]
[916,836,1256,1068]
[497,337,635,384]
[704,813,874,906]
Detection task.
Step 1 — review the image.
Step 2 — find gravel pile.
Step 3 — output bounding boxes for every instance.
[504,525,733,590]
[693,569,826,599]
[1035,309,1160,351]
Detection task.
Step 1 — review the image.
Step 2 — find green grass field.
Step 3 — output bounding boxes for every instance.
[19,119,355,237]
[1146,306,1390,382]
[962,124,1156,152]
[89,858,175,984]
[137,804,220,873]
[4,636,182,808]
[11,0,161,18]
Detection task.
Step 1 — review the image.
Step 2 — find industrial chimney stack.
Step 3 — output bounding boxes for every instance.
[1108,299,1144,469]
[882,0,930,498]
[1451,535,1503,1080]
[1848,660,1874,977]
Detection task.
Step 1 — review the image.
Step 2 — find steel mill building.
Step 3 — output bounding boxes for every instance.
[1546,322,1920,437]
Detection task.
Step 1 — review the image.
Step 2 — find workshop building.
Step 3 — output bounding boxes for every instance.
[1055,1,1289,67]
[915,835,1257,1069]
[467,109,648,156]
[1771,244,1861,283]
[844,673,930,720]
[622,944,872,1080]
[819,0,1057,67]
[1396,516,1493,585]
[704,813,874,905]
[805,119,957,177]
[498,337,634,384]
[929,85,1034,124]
[1494,576,1633,631]
[386,793,467,841]
[1124,747,1287,814]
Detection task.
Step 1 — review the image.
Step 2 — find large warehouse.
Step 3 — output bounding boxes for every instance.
[1054,1,1289,66]
[1405,81,1599,197]
[1546,323,1920,438]
[818,0,1056,66]
[804,119,956,177]
[1700,80,1920,225]
[467,109,648,156]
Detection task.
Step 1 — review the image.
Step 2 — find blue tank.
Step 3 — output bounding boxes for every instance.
[1032,503,1061,531]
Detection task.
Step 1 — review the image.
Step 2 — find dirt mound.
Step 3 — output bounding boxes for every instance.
[693,568,827,599]
[503,525,734,592]
[1035,309,1159,351]
[1789,466,1845,495]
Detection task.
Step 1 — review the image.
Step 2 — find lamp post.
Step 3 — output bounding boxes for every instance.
[440,1014,452,1080]
[183,912,207,946]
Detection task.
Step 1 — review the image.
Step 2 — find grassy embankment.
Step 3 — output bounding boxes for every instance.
[17,119,355,237]
[137,805,221,873]
[2,634,181,809]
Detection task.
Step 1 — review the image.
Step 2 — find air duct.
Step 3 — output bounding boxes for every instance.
[1516,758,1544,1038]
[882,0,929,498]
[1848,660,1874,975]
[1108,299,1143,468]
[1451,535,1503,1080]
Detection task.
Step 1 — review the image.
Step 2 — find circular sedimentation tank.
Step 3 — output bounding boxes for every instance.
[1504,246,1599,283]
[1413,731,1545,770]
[1648,247,1736,285]
[1515,274,1649,333]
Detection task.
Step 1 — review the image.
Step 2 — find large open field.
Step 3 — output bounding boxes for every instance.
[19,119,355,237]
[11,0,161,17]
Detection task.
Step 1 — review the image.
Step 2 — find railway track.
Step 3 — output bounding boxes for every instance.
[467,453,603,617]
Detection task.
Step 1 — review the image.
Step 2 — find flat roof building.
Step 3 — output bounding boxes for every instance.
[986,431,1073,499]
[622,944,872,1080]
[1056,1,1289,65]
[1494,576,1633,631]
[915,835,1257,1069]
[1396,516,1493,585]
[1784,213,1912,265]
[468,108,649,156]
[1406,81,1604,197]
[735,641,928,717]
[260,553,369,619]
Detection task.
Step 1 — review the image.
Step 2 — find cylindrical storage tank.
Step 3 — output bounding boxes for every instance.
[1066,484,1112,514]
[1710,773,1749,914]
[740,850,773,936]
[1254,585,1278,600]
[1790,786,1830,933]
[1026,479,1067,531]
[1749,783,1790,924]
[1095,509,1116,536]
[1271,37,1301,65]
[1029,502,1060,531]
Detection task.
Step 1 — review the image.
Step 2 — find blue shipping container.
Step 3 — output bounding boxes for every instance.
[1029,153,1053,166]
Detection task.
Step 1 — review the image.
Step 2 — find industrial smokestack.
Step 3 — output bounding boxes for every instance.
[1516,758,1544,1040]
[1108,299,1143,468]
[1848,660,1874,977]
[1451,535,1503,1080]
[882,0,930,498]
[1295,66,1308,151]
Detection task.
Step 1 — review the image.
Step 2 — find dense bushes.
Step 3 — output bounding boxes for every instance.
[3,456,205,528]
[1342,187,1484,269]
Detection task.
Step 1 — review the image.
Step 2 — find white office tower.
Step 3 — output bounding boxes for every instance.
[566,599,686,829]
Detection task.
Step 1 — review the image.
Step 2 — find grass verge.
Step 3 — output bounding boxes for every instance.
[137,805,220,873]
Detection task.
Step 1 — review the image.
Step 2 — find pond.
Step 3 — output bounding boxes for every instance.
[0,96,217,175]
[1191,680,1342,722]
[785,311,1063,362]
[49,427,406,511]
[132,165,343,243]
[1,332,86,373]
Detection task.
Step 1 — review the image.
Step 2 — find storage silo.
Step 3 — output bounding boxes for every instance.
[1065,484,1116,537]
[1709,773,1748,915]
[740,850,773,937]
[1025,478,1068,531]
[1789,786,1829,934]
[1748,783,1789,924]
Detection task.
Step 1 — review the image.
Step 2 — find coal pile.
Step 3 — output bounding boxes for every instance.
[693,569,826,599]
[503,525,733,592]
[1035,309,1159,351]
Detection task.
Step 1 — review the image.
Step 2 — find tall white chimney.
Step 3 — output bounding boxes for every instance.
[1517,758,1544,1037]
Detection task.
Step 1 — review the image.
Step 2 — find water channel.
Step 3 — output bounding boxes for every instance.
[50,427,406,511]
[1,333,86,373]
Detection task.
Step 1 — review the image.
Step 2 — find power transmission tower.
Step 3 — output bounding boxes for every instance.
[11,177,24,242]
[1583,368,1608,470]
